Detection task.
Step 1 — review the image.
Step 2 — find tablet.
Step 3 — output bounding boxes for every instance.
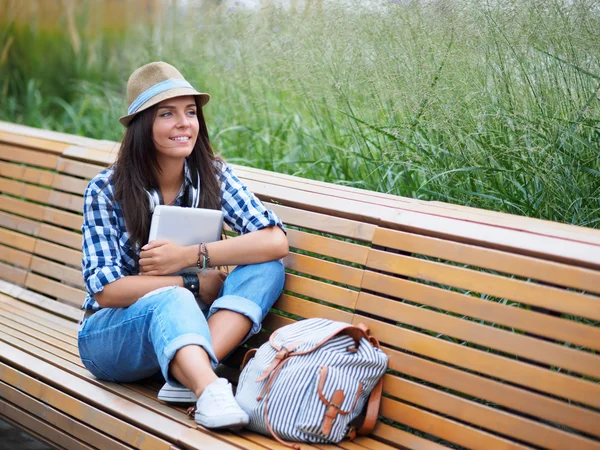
[148,205,223,273]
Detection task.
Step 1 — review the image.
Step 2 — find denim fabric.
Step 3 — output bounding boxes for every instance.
[78,260,285,386]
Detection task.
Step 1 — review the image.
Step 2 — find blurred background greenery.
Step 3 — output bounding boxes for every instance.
[1,0,599,227]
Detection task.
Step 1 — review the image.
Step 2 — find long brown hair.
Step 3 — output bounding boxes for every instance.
[112,101,223,249]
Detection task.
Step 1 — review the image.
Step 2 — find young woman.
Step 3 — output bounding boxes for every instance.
[78,62,288,429]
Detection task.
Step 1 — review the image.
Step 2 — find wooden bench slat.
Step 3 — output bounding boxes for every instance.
[0,363,173,450]
[384,374,600,450]
[373,227,600,295]
[0,177,84,213]
[237,165,600,247]
[34,240,82,268]
[0,261,27,285]
[384,346,600,438]
[0,302,78,342]
[367,249,600,322]
[62,145,114,165]
[371,423,448,450]
[361,271,600,352]
[25,273,84,307]
[55,156,106,180]
[0,211,81,250]
[0,244,32,269]
[381,208,600,270]
[0,398,96,450]
[267,203,376,242]
[0,315,78,356]
[2,380,134,450]
[380,397,532,450]
[287,228,369,265]
[0,281,81,322]
[0,412,72,450]
[0,161,88,196]
[284,253,364,288]
[0,195,82,231]
[0,343,239,450]
[30,256,84,289]
[0,296,78,335]
[0,227,36,253]
[354,316,600,409]
[284,274,358,310]
[357,292,600,381]
[0,143,58,169]
[274,294,354,323]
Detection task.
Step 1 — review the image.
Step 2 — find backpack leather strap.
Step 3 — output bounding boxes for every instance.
[356,377,383,436]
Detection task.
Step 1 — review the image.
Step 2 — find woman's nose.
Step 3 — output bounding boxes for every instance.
[176,113,190,128]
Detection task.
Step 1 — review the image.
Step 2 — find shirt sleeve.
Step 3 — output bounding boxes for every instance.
[81,177,126,297]
[220,164,285,235]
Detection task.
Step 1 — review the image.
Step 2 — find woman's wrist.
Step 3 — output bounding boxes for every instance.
[184,245,199,268]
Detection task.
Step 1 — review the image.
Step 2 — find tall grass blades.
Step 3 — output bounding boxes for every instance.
[0,0,598,226]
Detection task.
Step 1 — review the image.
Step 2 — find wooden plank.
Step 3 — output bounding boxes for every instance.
[0,243,32,269]
[356,292,600,379]
[0,195,82,231]
[284,273,358,309]
[1,161,54,189]
[30,256,84,289]
[0,399,95,450]
[0,414,69,450]
[266,203,376,242]
[34,240,82,268]
[0,312,78,353]
[0,122,117,152]
[2,381,133,450]
[0,144,58,169]
[371,423,449,450]
[367,249,600,321]
[373,227,600,295]
[0,178,83,212]
[63,145,115,165]
[0,343,238,450]
[383,374,600,450]
[273,294,354,323]
[0,281,81,322]
[38,224,81,250]
[379,208,600,269]
[383,346,600,438]
[55,156,105,180]
[361,271,600,352]
[0,364,171,450]
[0,227,36,252]
[354,316,600,409]
[379,397,532,450]
[0,261,27,285]
[25,273,85,307]
[0,296,78,335]
[286,228,369,265]
[283,253,364,288]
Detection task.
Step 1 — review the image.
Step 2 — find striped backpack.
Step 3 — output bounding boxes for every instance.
[235,318,388,446]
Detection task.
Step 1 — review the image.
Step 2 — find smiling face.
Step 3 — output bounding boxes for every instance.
[152,95,199,162]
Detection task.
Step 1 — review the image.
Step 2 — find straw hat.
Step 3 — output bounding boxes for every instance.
[119,61,210,127]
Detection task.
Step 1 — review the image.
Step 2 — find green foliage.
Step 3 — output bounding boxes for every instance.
[1,0,599,226]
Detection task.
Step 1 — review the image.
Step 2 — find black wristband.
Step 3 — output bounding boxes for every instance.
[181,272,200,298]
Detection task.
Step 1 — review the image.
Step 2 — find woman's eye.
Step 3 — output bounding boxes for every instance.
[187,110,197,116]
[160,112,172,118]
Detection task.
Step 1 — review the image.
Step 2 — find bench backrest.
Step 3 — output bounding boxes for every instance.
[1,122,600,450]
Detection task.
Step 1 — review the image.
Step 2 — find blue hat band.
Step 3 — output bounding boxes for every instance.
[128,78,194,115]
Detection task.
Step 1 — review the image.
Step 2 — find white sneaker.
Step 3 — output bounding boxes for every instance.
[158,383,197,404]
[194,378,249,429]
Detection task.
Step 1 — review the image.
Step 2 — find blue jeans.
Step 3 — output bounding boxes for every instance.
[78,260,284,386]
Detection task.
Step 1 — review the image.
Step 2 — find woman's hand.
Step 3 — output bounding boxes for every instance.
[198,270,228,306]
[139,240,187,275]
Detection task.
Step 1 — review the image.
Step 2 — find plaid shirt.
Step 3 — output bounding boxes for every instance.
[81,163,283,310]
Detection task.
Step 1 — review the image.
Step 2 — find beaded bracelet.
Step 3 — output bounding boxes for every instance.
[197,242,210,273]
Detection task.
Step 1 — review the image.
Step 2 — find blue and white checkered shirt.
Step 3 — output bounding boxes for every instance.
[81,162,283,310]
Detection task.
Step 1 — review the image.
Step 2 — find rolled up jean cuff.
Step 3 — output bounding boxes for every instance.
[208,294,264,338]
[161,333,218,386]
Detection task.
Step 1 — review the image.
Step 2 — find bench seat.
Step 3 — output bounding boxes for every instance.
[0,120,599,450]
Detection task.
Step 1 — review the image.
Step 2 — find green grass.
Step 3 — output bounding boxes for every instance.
[1,0,599,226]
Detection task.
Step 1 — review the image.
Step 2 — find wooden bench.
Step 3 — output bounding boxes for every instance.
[0,120,599,450]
